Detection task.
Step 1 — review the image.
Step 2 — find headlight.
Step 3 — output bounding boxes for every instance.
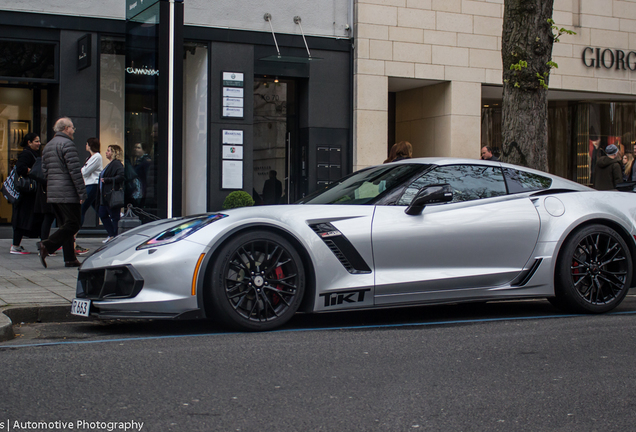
[136,214,227,250]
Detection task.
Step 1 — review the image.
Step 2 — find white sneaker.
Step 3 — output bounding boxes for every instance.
[102,236,113,243]
[10,245,30,255]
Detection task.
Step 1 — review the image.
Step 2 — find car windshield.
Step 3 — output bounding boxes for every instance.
[299,164,426,205]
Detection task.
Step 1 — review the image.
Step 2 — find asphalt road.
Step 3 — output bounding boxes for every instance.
[1,296,636,431]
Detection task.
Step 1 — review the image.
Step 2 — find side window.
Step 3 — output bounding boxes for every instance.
[398,165,507,205]
[503,168,552,194]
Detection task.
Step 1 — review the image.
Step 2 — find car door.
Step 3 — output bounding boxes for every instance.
[372,164,541,305]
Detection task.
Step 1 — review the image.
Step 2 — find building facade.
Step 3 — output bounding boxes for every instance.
[0,0,352,225]
[354,0,636,186]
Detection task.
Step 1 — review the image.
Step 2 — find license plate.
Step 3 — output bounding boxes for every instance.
[71,298,91,317]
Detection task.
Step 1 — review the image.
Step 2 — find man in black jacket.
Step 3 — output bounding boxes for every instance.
[37,117,87,268]
[593,144,622,191]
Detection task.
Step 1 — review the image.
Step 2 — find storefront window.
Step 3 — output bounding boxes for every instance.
[481,100,636,186]
[100,37,125,153]
[0,40,57,82]
[183,42,208,215]
[125,4,160,218]
[0,87,33,223]
[577,102,636,186]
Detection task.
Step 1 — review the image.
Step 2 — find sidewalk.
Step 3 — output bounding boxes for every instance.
[0,237,106,341]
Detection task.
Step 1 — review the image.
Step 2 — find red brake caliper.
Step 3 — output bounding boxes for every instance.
[572,260,580,281]
[272,266,284,305]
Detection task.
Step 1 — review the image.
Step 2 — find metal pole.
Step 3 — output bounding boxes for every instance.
[167,0,175,218]
[264,14,281,58]
[293,16,312,59]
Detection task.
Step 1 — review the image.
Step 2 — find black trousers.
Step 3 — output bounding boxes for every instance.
[41,203,81,262]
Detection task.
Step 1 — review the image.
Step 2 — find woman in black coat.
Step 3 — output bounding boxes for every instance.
[98,144,125,242]
[10,133,42,254]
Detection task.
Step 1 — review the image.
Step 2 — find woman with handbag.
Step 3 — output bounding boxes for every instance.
[98,144,125,243]
[10,133,41,254]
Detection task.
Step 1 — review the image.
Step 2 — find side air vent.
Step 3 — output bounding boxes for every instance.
[309,223,372,274]
[511,258,543,287]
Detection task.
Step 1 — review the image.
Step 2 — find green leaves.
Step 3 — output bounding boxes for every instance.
[547,18,576,43]
[510,60,528,71]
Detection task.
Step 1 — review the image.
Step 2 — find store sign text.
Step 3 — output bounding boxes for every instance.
[582,47,636,70]
[126,67,159,76]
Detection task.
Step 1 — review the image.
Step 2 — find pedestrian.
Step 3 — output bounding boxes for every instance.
[98,144,125,243]
[10,133,41,254]
[481,145,499,161]
[80,137,102,226]
[589,131,600,181]
[37,117,87,268]
[593,144,622,191]
[262,170,282,205]
[384,141,413,163]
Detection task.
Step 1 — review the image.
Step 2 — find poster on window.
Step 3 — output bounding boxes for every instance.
[222,160,243,189]
[222,130,243,144]
[223,145,243,160]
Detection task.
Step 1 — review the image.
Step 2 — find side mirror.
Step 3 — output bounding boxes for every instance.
[405,184,453,216]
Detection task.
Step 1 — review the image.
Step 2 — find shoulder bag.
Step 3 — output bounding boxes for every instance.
[15,172,37,194]
[15,152,38,194]
[105,178,125,209]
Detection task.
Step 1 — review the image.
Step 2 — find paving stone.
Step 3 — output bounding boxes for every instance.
[0,238,103,308]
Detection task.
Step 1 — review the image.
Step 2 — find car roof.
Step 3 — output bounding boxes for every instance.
[385,157,592,191]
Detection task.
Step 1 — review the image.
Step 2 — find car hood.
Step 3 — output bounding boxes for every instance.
[114,204,376,246]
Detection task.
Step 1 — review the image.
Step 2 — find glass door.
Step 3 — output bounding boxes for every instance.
[253,76,303,204]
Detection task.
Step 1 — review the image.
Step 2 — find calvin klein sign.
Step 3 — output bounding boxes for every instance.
[582,47,636,70]
[77,34,91,71]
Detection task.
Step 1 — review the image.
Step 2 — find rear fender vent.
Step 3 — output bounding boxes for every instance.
[511,258,543,287]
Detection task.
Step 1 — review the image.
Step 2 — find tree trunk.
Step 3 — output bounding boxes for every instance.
[501,0,554,171]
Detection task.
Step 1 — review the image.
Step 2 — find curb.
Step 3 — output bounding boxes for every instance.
[0,304,85,342]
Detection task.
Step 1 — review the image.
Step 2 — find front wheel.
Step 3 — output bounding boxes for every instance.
[207,230,305,331]
[553,224,632,314]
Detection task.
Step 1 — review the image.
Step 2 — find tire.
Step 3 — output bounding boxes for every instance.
[553,224,632,314]
[208,230,305,331]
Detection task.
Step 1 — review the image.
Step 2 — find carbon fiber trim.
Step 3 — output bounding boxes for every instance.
[511,258,543,287]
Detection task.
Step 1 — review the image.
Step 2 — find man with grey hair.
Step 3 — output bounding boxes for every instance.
[37,117,87,268]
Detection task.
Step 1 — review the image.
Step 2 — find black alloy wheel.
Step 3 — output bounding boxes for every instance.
[552,224,632,313]
[208,230,305,331]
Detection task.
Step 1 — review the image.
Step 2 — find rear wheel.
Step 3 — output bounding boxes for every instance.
[552,224,632,313]
[208,230,305,331]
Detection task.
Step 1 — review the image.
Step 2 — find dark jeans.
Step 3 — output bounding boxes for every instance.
[41,203,81,262]
[80,184,98,226]
[98,205,120,237]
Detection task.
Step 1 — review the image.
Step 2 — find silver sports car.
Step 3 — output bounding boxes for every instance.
[72,158,636,331]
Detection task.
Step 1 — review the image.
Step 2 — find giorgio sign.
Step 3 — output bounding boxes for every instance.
[582,47,636,70]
